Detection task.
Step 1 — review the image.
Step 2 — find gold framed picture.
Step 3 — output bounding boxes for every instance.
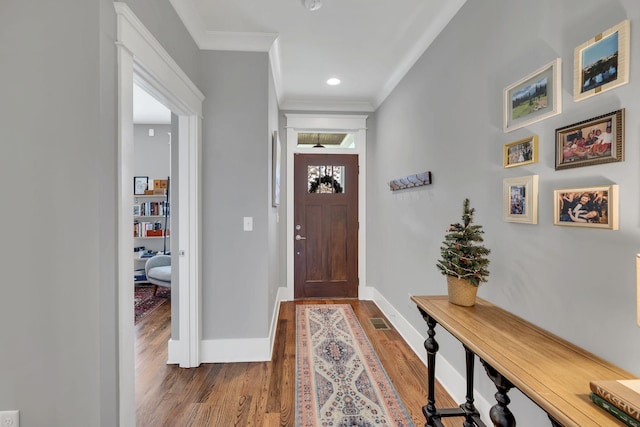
[503,135,538,169]
[555,109,624,170]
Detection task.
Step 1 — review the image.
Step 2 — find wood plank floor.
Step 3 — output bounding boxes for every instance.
[136,299,459,426]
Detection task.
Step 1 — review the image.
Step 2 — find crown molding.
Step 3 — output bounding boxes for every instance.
[281,98,375,113]
[169,0,277,52]
[200,31,278,52]
[373,0,467,109]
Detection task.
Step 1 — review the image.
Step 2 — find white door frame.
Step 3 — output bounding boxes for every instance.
[284,114,369,300]
[115,3,204,426]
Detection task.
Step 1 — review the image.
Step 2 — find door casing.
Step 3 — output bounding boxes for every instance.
[285,114,369,300]
[115,4,204,426]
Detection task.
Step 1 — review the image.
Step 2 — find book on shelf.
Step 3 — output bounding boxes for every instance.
[590,392,640,427]
[590,379,640,422]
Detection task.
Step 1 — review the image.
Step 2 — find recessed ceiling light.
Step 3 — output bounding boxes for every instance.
[326,78,341,86]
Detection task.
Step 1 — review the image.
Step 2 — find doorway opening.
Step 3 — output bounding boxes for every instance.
[115,3,204,426]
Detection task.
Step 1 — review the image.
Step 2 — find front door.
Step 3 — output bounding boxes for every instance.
[294,153,359,298]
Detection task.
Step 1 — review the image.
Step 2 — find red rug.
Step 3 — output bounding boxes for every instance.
[135,285,170,324]
[296,304,414,426]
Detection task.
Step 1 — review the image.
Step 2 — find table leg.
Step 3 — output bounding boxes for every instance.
[481,360,516,427]
[462,346,481,427]
[418,307,439,425]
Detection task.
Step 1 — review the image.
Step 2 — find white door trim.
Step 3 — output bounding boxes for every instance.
[284,114,369,300]
[115,3,204,426]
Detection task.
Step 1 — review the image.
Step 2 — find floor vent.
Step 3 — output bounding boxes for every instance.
[369,317,391,330]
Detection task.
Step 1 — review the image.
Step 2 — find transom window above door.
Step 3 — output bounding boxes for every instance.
[297,133,355,149]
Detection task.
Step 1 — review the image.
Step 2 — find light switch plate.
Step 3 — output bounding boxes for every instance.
[243,217,253,231]
[0,410,19,427]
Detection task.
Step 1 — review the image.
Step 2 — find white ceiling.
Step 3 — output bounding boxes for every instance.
[133,84,171,124]
[168,0,467,112]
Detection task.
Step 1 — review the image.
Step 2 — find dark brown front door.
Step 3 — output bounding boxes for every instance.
[294,154,359,298]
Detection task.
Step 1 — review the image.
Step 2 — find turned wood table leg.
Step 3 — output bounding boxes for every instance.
[462,346,481,427]
[481,360,516,427]
[418,307,439,426]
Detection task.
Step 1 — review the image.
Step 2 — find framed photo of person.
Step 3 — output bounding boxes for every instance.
[503,175,538,224]
[503,135,538,168]
[574,20,630,102]
[504,59,562,132]
[555,109,624,170]
[553,185,618,230]
[133,176,149,195]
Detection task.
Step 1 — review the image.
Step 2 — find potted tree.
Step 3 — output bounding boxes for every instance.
[436,198,490,306]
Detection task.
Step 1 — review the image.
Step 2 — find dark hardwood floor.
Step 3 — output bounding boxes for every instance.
[135,299,458,426]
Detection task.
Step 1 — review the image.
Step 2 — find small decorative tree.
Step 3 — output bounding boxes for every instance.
[436,198,490,287]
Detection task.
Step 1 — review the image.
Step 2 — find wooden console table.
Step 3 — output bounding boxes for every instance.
[411,295,636,427]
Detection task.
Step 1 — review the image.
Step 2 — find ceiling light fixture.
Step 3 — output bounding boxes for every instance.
[313,134,325,148]
[326,77,341,86]
[302,0,322,12]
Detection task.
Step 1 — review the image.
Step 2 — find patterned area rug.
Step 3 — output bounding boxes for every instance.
[296,304,414,426]
[135,285,170,324]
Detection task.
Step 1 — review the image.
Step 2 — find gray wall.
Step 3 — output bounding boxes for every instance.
[200,50,275,339]
[369,0,640,424]
[0,0,105,425]
[0,0,201,425]
[134,124,171,185]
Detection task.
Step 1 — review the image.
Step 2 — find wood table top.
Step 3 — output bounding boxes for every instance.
[411,295,635,427]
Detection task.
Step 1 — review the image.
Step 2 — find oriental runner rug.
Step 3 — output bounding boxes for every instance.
[134,285,170,324]
[295,304,414,427]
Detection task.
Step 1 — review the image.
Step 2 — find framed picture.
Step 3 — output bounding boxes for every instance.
[503,175,538,224]
[133,204,141,216]
[504,58,561,132]
[555,109,624,170]
[553,185,618,230]
[272,130,281,207]
[503,135,538,168]
[134,176,148,195]
[574,20,630,102]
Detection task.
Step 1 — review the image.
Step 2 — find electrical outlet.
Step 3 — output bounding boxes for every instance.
[0,411,19,427]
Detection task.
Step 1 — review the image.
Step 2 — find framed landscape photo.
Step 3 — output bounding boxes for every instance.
[503,135,538,168]
[133,176,148,195]
[503,175,538,224]
[553,185,618,230]
[504,58,561,132]
[574,20,629,102]
[555,109,624,170]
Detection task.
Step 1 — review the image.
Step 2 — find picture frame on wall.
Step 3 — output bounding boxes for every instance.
[134,176,149,195]
[555,109,624,170]
[504,58,561,132]
[553,185,618,230]
[574,19,630,102]
[272,130,281,207]
[503,175,538,224]
[503,135,538,168]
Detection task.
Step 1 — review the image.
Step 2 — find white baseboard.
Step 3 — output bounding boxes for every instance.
[369,287,492,419]
[167,338,181,364]
[198,286,290,363]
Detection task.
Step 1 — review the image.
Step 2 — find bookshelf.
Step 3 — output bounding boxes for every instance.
[133,190,169,283]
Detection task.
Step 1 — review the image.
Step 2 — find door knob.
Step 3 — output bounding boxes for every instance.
[295,234,307,241]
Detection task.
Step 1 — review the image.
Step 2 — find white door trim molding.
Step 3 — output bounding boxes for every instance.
[284,114,369,300]
[115,3,204,426]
